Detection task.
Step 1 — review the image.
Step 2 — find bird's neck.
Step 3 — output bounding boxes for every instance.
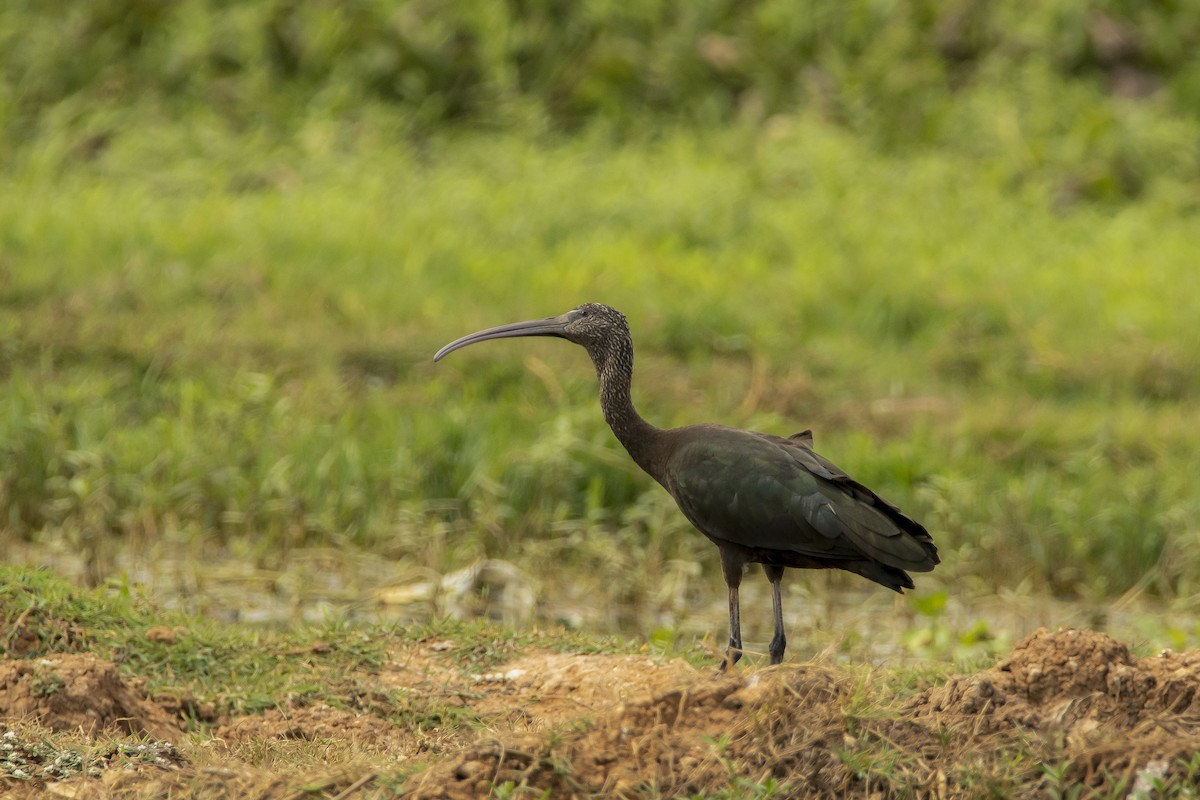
[592,342,667,485]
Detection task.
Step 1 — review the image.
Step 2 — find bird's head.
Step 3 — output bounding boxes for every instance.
[558,303,628,350]
[434,303,629,362]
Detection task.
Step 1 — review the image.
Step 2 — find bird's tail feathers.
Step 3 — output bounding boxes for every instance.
[832,499,939,573]
[846,560,915,593]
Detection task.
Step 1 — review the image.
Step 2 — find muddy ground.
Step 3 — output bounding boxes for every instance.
[3,627,1200,798]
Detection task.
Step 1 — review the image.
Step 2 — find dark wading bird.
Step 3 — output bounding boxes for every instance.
[434,304,939,667]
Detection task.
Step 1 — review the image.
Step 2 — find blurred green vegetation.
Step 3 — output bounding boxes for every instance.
[5,0,1200,200]
[1,1,1199,623]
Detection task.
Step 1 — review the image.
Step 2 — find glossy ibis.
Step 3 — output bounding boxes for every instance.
[434,303,939,667]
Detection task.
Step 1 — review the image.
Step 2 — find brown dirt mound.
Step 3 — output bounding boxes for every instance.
[455,652,703,726]
[382,643,701,731]
[908,626,1200,789]
[0,654,182,741]
[408,629,1200,798]
[216,702,414,755]
[8,627,1200,798]
[910,627,1200,730]
[405,667,848,799]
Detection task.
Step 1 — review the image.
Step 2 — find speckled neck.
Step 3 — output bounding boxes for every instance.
[586,332,666,485]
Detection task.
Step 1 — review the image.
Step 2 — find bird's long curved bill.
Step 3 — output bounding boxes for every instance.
[433,315,570,362]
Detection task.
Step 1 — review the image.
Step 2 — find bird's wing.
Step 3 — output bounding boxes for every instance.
[758,431,939,569]
[666,429,937,571]
[789,429,814,447]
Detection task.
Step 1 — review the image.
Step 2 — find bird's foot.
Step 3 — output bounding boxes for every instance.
[768,632,786,666]
[720,646,742,671]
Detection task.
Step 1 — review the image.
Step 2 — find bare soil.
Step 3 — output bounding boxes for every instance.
[3,628,1200,798]
[0,653,181,741]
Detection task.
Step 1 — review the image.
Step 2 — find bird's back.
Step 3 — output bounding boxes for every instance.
[659,424,938,590]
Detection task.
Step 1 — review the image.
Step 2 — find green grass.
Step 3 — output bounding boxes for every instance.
[3,117,1199,617]
[0,565,383,712]
[0,565,650,715]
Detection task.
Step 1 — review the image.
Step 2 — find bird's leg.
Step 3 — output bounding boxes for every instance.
[724,584,742,670]
[719,549,745,670]
[764,565,787,665]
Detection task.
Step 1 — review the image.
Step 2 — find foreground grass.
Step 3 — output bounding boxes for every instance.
[0,566,642,714]
[3,119,1199,616]
[5,566,1200,799]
